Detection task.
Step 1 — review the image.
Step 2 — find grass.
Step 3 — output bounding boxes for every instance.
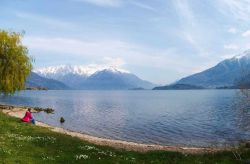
[0,112,250,164]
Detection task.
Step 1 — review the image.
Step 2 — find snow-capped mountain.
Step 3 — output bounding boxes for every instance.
[175,49,250,88]
[35,65,129,78]
[34,65,155,90]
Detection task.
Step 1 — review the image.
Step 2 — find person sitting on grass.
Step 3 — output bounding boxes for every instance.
[21,108,36,124]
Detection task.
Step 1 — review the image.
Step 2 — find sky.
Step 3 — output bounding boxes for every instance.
[1,0,250,84]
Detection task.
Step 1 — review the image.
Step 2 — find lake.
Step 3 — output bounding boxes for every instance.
[1,90,250,147]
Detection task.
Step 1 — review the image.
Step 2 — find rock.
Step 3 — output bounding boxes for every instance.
[60,117,65,123]
[33,107,54,114]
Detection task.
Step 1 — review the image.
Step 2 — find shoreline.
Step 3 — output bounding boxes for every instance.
[0,104,240,154]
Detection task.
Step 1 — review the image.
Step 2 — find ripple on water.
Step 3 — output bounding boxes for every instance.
[1,90,250,147]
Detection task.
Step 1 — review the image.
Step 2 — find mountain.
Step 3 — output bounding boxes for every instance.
[26,72,70,90]
[153,84,204,90]
[34,65,90,88]
[78,69,155,90]
[34,65,156,90]
[175,50,250,88]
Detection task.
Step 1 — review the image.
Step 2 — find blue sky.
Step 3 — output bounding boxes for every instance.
[1,0,250,84]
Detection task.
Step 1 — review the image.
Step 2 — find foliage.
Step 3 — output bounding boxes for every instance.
[0,111,250,164]
[0,30,32,95]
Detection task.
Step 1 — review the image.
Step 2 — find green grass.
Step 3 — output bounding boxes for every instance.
[0,112,250,164]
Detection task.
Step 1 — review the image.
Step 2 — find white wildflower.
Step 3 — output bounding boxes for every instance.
[5,133,56,143]
[0,148,11,155]
[79,145,99,151]
[41,153,55,161]
[75,154,89,160]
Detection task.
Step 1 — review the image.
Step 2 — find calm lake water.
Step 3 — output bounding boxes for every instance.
[1,90,250,147]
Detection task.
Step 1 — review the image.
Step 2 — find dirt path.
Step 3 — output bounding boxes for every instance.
[1,106,233,154]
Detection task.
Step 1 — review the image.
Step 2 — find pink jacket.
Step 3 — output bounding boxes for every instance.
[21,111,33,122]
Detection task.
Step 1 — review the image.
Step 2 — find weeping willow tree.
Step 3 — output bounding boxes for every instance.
[0,30,32,95]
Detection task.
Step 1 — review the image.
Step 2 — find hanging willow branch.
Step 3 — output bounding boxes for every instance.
[0,30,33,95]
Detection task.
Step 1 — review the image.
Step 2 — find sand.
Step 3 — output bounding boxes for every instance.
[1,105,234,154]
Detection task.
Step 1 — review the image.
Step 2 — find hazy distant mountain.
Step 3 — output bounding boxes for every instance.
[34,65,156,90]
[175,50,250,88]
[34,65,90,88]
[26,72,70,90]
[153,84,204,90]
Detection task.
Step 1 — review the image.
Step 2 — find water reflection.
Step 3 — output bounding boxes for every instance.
[0,90,250,147]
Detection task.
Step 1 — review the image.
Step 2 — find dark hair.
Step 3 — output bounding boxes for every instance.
[28,108,31,112]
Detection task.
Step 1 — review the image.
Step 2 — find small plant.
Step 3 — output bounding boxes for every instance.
[245,142,250,149]
[60,117,65,123]
[33,107,54,114]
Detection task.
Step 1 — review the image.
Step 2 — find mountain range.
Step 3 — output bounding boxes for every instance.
[26,72,69,90]
[27,50,250,90]
[153,84,204,90]
[31,65,156,90]
[154,49,250,89]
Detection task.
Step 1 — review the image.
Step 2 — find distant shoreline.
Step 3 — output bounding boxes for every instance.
[0,103,245,154]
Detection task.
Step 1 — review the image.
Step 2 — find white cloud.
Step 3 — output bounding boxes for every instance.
[173,0,199,47]
[220,54,236,59]
[102,57,125,67]
[224,44,239,50]
[242,30,250,37]
[228,27,237,34]
[23,36,163,66]
[129,1,157,12]
[73,0,123,7]
[73,0,157,12]
[173,0,195,25]
[23,35,221,84]
[24,36,190,69]
[15,12,75,29]
[217,0,250,21]
[184,33,197,46]
[23,37,131,57]
[172,0,213,58]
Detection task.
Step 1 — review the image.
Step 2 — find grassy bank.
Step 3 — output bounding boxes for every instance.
[0,112,250,164]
